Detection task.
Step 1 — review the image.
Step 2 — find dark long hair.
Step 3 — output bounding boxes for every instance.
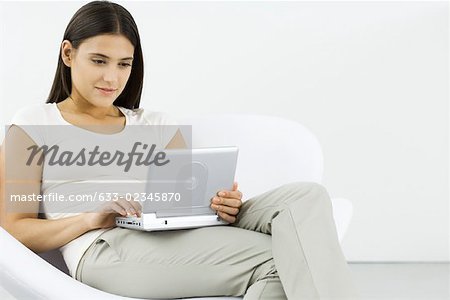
[46,1,143,109]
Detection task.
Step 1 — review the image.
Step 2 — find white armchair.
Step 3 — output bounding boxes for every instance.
[0,113,353,300]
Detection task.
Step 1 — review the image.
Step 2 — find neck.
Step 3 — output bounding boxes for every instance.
[68,95,120,118]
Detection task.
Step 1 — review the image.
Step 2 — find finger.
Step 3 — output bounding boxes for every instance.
[116,197,138,216]
[217,189,242,201]
[129,198,143,217]
[105,201,127,216]
[210,203,240,216]
[212,196,241,208]
[217,182,239,197]
[217,211,236,223]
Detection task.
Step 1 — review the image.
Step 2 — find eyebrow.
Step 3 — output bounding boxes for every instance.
[88,53,133,61]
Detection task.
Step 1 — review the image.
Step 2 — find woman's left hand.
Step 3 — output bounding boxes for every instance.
[210,182,243,223]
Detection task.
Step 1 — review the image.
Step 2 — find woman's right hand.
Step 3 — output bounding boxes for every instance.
[83,196,142,230]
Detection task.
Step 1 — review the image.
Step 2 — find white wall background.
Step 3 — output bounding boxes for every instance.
[0,0,448,262]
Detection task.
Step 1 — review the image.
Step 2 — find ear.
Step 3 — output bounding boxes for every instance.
[61,40,73,67]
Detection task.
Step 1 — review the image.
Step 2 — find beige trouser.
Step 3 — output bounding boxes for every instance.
[75,182,360,299]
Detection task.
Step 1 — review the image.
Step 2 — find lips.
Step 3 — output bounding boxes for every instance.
[96,87,118,96]
[96,87,117,92]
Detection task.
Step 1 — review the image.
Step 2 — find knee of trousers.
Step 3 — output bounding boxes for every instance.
[278,181,333,211]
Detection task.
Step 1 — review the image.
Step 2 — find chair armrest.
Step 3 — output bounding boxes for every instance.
[329,197,354,242]
[0,227,132,300]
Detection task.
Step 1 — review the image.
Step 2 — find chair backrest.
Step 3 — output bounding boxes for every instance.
[178,113,324,200]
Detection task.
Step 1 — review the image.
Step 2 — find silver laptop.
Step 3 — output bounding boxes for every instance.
[116,146,238,231]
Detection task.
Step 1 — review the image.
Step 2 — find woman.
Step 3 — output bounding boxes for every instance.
[1,1,359,299]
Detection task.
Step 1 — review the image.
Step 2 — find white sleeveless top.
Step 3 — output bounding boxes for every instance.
[10,103,179,277]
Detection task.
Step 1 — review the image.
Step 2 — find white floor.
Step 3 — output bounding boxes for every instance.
[349,263,449,300]
[1,263,449,299]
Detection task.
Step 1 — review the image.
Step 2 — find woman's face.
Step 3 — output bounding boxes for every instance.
[62,34,134,108]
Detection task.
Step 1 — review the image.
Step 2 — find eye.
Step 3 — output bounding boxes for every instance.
[120,63,132,68]
[92,59,106,65]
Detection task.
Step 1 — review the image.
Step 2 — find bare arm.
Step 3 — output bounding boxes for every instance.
[0,126,95,253]
[4,214,92,253]
[165,129,187,149]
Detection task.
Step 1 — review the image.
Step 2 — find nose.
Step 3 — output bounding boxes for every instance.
[102,65,120,84]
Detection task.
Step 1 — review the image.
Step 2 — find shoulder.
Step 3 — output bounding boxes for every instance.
[10,103,55,125]
[118,107,178,125]
[8,103,57,145]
